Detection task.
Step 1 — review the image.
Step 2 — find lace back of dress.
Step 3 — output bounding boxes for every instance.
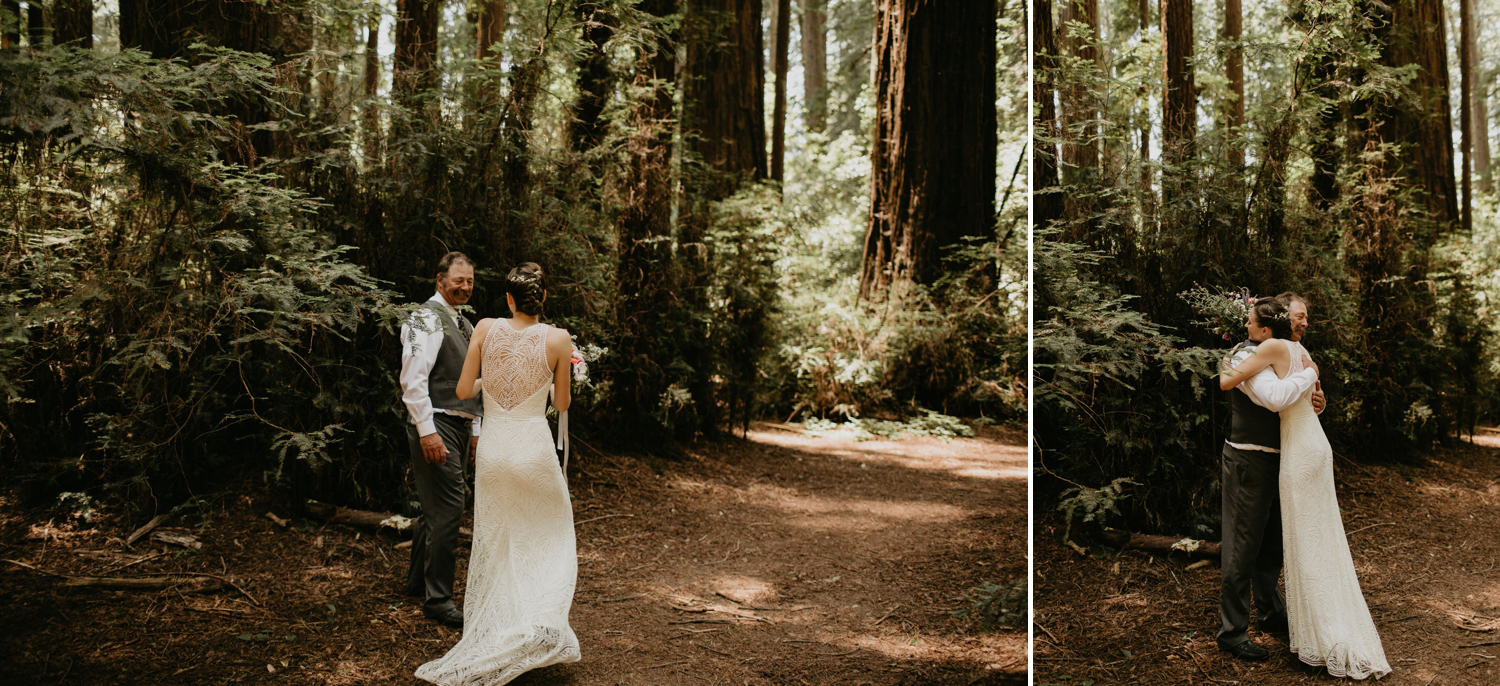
[482,323,552,411]
[1287,340,1306,375]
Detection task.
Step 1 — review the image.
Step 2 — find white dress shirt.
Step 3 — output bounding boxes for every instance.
[1226,344,1319,454]
[400,291,482,438]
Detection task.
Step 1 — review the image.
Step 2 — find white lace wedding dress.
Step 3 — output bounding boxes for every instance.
[416,321,580,685]
[1280,340,1389,679]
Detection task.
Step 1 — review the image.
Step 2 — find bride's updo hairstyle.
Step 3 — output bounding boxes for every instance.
[1251,296,1294,340]
[504,262,547,316]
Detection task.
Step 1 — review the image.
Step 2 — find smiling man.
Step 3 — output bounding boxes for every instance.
[399,252,482,629]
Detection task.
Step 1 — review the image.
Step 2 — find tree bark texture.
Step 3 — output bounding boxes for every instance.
[859,0,997,297]
[1466,0,1490,193]
[1059,0,1099,175]
[613,0,680,434]
[770,0,790,182]
[800,0,827,132]
[361,11,382,166]
[477,0,507,60]
[1223,0,1244,170]
[1137,0,1154,220]
[571,1,614,152]
[52,0,92,47]
[1375,0,1457,227]
[1461,0,1472,233]
[1160,0,1195,165]
[394,0,441,105]
[1033,0,1063,237]
[684,0,767,198]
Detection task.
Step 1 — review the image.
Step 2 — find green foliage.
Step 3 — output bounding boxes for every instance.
[1036,0,1487,534]
[1056,477,1139,543]
[951,576,1026,632]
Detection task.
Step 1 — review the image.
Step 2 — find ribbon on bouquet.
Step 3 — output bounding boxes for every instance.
[558,409,569,476]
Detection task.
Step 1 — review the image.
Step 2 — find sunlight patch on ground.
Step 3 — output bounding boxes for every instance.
[739,486,970,532]
[1471,427,1500,449]
[746,425,1027,482]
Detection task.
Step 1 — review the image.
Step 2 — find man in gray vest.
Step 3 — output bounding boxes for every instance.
[400,252,483,628]
[1217,292,1324,660]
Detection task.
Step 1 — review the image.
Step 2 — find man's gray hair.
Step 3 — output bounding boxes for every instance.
[436,251,473,278]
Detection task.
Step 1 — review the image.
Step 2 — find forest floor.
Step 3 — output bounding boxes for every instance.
[0,422,1025,685]
[1035,428,1500,685]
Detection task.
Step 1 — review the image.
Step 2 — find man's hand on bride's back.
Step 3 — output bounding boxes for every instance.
[1311,387,1326,414]
[1302,353,1318,377]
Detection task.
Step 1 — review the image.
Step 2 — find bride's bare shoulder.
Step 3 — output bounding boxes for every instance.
[1257,338,1289,354]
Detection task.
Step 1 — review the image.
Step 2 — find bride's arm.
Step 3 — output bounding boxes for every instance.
[1220,339,1286,391]
[547,327,572,413]
[456,319,492,400]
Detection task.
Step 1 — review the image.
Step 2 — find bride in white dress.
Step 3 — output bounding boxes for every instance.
[1221,296,1390,679]
[417,262,581,685]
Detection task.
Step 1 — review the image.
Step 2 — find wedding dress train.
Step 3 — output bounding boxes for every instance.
[416,321,580,685]
[1280,340,1389,679]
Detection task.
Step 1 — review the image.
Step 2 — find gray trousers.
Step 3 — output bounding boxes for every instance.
[404,413,470,614]
[1218,443,1288,649]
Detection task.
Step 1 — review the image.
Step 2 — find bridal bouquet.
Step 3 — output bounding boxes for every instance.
[1178,285,1253,341]
[569,342,608,384]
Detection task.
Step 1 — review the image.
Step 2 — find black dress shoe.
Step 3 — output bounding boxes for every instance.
[1259,615,1289,633]
[1222,640,1270,661]
[425,606,464,628]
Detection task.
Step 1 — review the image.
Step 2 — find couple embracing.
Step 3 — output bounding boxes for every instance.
[398,252,580,685]
[1216,293,1390,680]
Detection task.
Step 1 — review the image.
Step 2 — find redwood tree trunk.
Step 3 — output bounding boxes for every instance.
[1375,0,1457,227]
[1223,0,1244,171]
[1161,0,1196,166]
[1461,0,1473,233]
[859,0,997,297]
[394,0,441,107]
[361,10,382,165]
[800,0,827,133]
[685,0,767,197]
[1466,0,1490,193]
[1138,0,1154,220]
[1059,0,1099,175]
[477,0,506,60]
[1033,0,1062,236]
[571,1,614,151]
[53,0,92,48]
[770,0,790,182]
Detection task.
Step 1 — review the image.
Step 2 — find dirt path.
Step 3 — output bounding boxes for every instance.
[1036,429,1500,685]
[0,422,1026,685]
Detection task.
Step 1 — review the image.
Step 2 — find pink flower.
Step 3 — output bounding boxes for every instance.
[1222,333,1232,340]
[571,349,583,366]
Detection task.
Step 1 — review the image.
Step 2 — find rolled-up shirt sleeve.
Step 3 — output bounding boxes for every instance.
[1244,364,1318,412]
[399,309,444,437]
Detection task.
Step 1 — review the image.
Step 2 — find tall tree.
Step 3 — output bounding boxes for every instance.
[800,0,827,132]
[1223,0,1244,171]
[684,0,767,197]
[477,0,506,59]
[1461,0,1473,232]
[770,0,790,181]
[614,0,681,435]
[859,0,997,297]
[1034,0,1063,238]
[1160,0,1195,166]
[1373,0,1457,226]
[571,1,613,151]
[1059,0,1099,175]
[361,10,382,166]
[1466,0,1491,193]
[394,0,441,110]
[52,0,92,47]
[1137,0,1154,219]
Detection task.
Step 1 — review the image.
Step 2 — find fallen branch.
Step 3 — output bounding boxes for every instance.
[304,500,412,537]
[151,531,202,550]
[1102,528,1222,558]
[1461,641,1500,648]
[59,575,222,593]
[124,515,170,548]
[576,513,635,526]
